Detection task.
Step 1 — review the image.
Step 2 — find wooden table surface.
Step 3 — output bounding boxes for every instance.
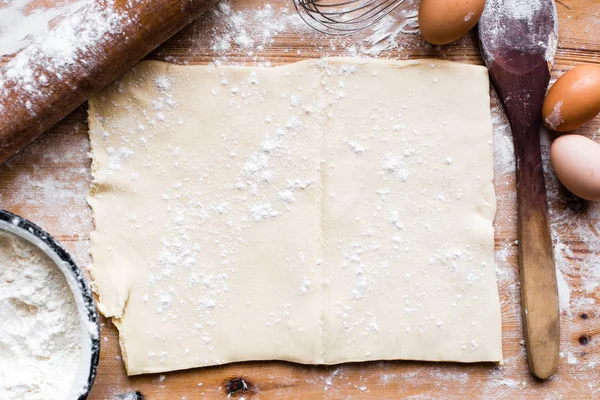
[2,0,600,398]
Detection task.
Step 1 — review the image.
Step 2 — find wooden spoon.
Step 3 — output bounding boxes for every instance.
[479,0,559,379]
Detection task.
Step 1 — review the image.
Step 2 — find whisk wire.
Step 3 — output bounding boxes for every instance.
[294,0,406,34]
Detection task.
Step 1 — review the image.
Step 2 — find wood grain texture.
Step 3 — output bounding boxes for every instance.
[1,0,600,399]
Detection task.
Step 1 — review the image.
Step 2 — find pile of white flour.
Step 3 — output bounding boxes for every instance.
[0,230,81,399]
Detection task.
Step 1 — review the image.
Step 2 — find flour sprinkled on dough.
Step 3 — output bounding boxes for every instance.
[88,58,501,374]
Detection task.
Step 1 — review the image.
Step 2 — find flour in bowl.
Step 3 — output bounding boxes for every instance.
[0,230,81,400]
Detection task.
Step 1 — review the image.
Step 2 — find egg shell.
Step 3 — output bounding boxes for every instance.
[550,134,600,201]
[543,65,600,132]
[418,0,486,45]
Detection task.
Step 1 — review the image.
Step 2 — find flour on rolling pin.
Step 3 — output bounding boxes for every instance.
[0,0,80,57]
[0,230,81,400]
[0,0,213,164]
[0,0,132,163]
[0,0,128,106]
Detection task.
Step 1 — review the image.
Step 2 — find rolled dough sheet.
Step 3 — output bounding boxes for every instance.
[88,57,502,375]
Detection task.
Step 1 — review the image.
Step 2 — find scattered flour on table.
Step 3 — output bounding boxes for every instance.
[208,1,306,54]
[556,263,571,314]
[490,378,522,388]
[0,230,81,400]
[196,0,421,64]
[0,120,93,245]
[357,1,420,56]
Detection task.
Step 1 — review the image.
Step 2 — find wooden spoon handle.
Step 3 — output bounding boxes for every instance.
[514,120,560,380]
[0,0,214,165]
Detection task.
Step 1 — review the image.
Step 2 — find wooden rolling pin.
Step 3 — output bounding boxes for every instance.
[0,0,214,165]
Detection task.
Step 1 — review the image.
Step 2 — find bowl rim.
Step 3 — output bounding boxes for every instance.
[0,209,100,399]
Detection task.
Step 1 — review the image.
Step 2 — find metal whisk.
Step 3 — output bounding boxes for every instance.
[294,0,406,34]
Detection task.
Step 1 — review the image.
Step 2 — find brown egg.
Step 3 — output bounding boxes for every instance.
[419,0,486,45]
[543,65,600,132]
[550,134,600,201]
